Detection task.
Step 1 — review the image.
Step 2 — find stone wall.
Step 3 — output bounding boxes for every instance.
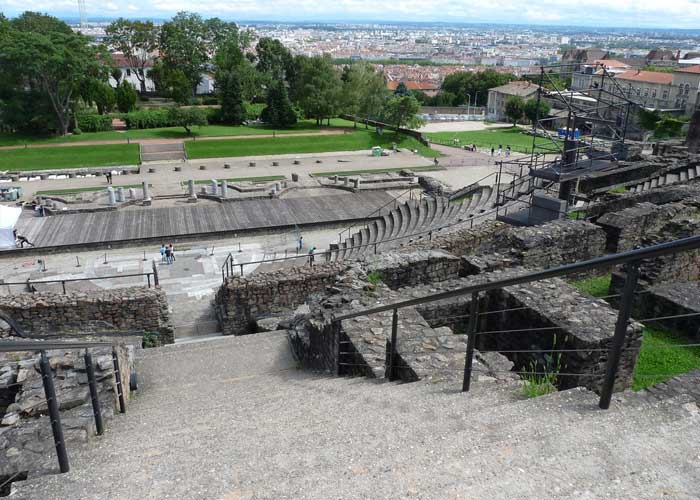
[0,344,134,479]
[404,220,509,259]
[638,283,700,340]
[216,262,348,336]
[597,202,699,252]
[362,250,461,290]
[0,288,173,345]
[637,218,700,286]
[481,220,607,270]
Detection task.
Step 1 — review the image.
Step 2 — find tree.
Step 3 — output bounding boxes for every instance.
[523,98,551,124]
[296,55,342,125]
[442,70,517,106]
[218,70,245,125]
[105,19,158,94]
[256,37,294,79]
[115,81,138,113]
[429,91,457,107]
[504,96,525,126]
[92,81,116,114]
[394,82,411,96]
[261,81,297,128]
[166,107,208,135]
[111,68,123,86]
[0,12,110,135]
[383,95,423,130]
[340,62,387,127]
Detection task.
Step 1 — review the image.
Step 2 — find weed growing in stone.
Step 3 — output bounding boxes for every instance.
[521,342,561,398]
[142,331,160,348]
[367,271,383,285]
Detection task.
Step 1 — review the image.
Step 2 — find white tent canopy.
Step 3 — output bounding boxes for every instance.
[0,205,22,249]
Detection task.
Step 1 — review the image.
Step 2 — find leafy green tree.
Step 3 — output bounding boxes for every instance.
[383,95,424,130]
[256,37,294,79]
[340,62,387,127]
[504,96,525,126]
[0,12,110,135]
[115,81,138,113]
[218,71,245,124]
[429,91,457,107]
[261,80,297,128]
[166,107,208,135]
[105,19,158,93]
[442,70,516,106]
[394,82,411,96]
[296,55,342,125]
[523,98,551,124]
[111,68,123,86]
[92,81,116,114]
[639,108,686,139]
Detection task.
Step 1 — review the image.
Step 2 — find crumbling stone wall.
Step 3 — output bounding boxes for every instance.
[480,220,606,269]
[597,202,699,252]
[637,218,700,286]
[0,288,173,345]
[403,220,508,257]
[0,344,133,479]
[362,250,461,289]
[216,262,348,335]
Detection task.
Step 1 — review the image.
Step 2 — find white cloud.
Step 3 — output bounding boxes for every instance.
[2,0,700,28]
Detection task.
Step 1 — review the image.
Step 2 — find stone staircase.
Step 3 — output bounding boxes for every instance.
[331,185,502,261]
[11,332,700,499]
[628,164,700,194]
[139,142,186,163]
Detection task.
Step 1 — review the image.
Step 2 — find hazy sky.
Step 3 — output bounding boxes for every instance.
[2,0,700,29]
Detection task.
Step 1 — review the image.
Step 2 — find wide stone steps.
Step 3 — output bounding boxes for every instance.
[13,328,700,499]
[628,166,699,194]
[139,142,186,163]
[329,184,503,263]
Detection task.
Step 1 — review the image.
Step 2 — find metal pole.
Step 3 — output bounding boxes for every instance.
[151,260,159,287]
[112,348,126,414]
[462,292,480,392]
[388,309,398,381]
[240,264,244,276]
[147,274,151,288]
[76,256,81,267]
[84,350,104,436]
[61,281,66,294]
[142,250,147,262]
[334,320,342,376]
[599,262,639,409]
[40,351,70,473]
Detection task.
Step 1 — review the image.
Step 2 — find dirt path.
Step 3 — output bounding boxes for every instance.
[0,128,350,151]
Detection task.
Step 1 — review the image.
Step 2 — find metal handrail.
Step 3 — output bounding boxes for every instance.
[0,340,114,352]
[333,234,700,321]
[2,271,158,293]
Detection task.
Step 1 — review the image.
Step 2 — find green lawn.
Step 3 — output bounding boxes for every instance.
[0,144,140,171]
[570,274,700,391]
[426,127,560,154]
[187,129,439,160]
[0,120,354,147]
[311,165,443,177]
[36,183,150,196]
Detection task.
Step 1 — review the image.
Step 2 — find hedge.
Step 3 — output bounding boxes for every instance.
[76,114,114,133]
[123,109,180,129]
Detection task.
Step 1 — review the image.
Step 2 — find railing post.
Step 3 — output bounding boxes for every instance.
[462,292,480,392]
[39,350,70,473]
[61,281,66,294]
[151,260,159,287]
[388,308,398,381]
[84,350,104,436]
[147,274,151,288]
[334,320,342,376]
[240,264,244,276]
[599,262,639,409]
[112,348,126,414]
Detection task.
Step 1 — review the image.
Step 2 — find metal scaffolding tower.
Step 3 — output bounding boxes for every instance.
[78,0,87,28]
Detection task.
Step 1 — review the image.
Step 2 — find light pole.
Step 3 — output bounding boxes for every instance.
[473,92,479,117]
[466,94,471,117]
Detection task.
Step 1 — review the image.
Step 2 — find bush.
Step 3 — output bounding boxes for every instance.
[201,95,218,105]
[123,109,176,129]
[77,113,114,133]
[116,81,138,113]
[72,128,82,135]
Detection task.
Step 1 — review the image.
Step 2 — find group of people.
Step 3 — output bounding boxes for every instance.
[160,243,176,264]
[490,145,512,157]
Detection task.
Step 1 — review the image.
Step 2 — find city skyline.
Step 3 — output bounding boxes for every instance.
[2,0,700,30]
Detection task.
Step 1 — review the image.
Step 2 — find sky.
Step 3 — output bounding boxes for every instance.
[2,0,700,29]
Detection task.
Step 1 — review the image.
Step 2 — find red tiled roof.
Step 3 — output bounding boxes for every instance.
[110,53,154,69]
[616,70,673,85]
[387,81,440,91]
[675,65,700,74]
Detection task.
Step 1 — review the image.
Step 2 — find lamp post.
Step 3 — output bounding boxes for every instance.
[466,94,471,117]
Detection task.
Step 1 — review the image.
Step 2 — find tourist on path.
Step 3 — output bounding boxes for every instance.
[165,245,172,264]
[490,147,495,157]
[497,145,503,157]
[506,145,511,157]
[308,247,316,267]
[168,243,176,263]
[298,235,303,252]
[14,230,34,248]
[160,244,166,263]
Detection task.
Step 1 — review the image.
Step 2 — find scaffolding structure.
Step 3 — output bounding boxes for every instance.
[496,63,646,223]
[77,0,87,28]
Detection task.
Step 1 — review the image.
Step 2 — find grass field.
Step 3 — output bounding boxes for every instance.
[427,127,559,154]
[570,274,700,390]
[311,165,443,177]
[0,120,351,147]
[36,183,150,196]
[0,144,140,171]
[187,129,439,160]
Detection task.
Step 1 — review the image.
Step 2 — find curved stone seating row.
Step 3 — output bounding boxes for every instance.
[628,165,699,194]
[331,184,499,261]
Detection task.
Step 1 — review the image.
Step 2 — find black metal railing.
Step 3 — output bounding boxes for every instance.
[0,340,129,476]
[331,234,700,409]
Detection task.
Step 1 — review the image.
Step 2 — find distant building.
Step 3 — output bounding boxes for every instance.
[645,48,679,67]
[672,65,700,114]
[559,48,609,78]
[486,81,539,122]
[387,80,440,97]
[109,53,155,93]
[615,70,675,110]
[571,59,630,91]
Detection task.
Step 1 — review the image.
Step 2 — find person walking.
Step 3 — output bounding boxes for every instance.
[164,245,172,265]
[168,243,176,263]
[16,234,34,248]
[308,247,316,267]
[160,244,166,263]
[298,235,303,252]
[490,147,495,157]
[497,144,503,157]
[506,145,511,157]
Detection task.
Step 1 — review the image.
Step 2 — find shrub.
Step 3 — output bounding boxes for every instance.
[72,127,82,135]
[77,113,113,133]
[116,81,138,113]
[123,109,175,129]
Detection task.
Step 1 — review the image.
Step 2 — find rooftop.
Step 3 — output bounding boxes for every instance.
[675,65,700,75]
[490,80,540,97]
[616,70,674,85]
